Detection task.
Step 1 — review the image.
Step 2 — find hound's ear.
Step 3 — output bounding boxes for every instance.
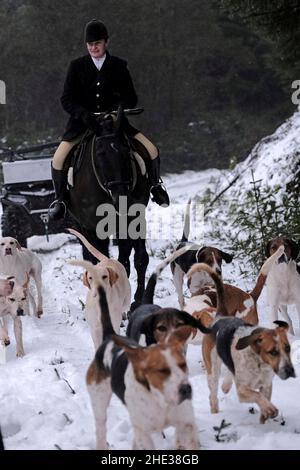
[195,247,205,260]
[22,273,30,289]
[141,315,157,343]
[219,250,234,263]
[236,328,264,352]
[7,276,15,289]
[192,309,215,329]
[274,320,289,331]
[107,267,119,287]
[168,325,194,347]
[180,310,212,334]
[235,335,252,351]
[83,271,91,289]
[265,240,272,257]
[287,239,300,260]
[15,239,22,250]
[112,335,146,362]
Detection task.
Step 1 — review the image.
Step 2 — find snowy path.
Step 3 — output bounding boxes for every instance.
[1,170,300,450]
[0,246,95,450]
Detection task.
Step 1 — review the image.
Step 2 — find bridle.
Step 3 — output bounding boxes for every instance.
[91,131,134,197]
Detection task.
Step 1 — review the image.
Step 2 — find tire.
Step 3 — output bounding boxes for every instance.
[49,211,79,234]
[1,205,33,247]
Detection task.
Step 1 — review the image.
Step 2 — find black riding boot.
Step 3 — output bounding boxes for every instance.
[48,165,68,220]
[147,156,170,207]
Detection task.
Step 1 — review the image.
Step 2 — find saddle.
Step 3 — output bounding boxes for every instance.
[66,131,147,194]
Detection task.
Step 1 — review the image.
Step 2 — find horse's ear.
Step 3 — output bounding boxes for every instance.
[83,271,91,289]
[115,104,123,133]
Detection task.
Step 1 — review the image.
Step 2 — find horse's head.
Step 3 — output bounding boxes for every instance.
[94,108,133,213]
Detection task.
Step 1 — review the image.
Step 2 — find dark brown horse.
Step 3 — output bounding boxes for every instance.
[66,108,150,306]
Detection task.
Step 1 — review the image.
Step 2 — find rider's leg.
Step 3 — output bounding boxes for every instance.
[133,133,170,207]
[49,139,81,220]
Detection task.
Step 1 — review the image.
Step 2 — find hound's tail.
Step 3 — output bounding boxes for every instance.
[68,228,108,262]
[250,245,285,301]
[181,198,192,242]
[187,263,228,316]
[68,259,115,339]
[142,244,195,304]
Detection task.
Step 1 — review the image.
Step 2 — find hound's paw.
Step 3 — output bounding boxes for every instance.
[16,349,25,358]
[37,310,43,318]
[221,378,233,394]
[210,402,219,414]
[260,414,267,424]
[260,404,278,423]
[1,337,10,346]
[96,440,109,450]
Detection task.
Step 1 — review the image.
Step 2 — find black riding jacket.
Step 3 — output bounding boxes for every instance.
[61,51,138,141]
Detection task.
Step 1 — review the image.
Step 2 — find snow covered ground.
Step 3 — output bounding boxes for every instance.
[1,112,300,450]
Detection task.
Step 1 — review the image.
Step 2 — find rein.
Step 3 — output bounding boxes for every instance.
[91,132,135,195]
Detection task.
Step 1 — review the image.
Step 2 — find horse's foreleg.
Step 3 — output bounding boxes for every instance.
[133,239,149,304]
[117,239,132,278]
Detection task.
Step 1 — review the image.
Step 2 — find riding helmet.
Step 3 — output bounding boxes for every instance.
[85,19,108,43]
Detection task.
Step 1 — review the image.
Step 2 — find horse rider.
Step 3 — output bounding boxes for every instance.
[49,19,170,220]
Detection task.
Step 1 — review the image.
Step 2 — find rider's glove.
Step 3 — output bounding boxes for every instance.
[81,111,100,134]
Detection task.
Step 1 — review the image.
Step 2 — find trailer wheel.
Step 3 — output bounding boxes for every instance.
[1,205,33,247]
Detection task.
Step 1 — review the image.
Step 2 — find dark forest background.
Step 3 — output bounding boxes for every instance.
[0,0,298,173]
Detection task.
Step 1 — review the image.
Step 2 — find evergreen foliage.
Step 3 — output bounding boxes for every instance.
[226,169,300,271]
[0,0,294,172]
[220,0,300,75]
